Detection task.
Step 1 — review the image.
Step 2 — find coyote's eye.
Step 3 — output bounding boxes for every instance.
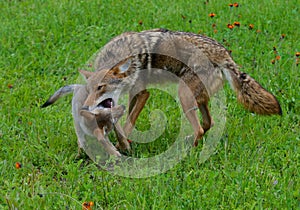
[96,83,106,91]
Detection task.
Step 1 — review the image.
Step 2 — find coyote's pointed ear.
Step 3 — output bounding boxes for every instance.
[118,58,132,73]
[79,70,94,80]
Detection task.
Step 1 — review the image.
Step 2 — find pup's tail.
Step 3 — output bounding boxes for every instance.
[41,85,81,108]
[222,62,282,115]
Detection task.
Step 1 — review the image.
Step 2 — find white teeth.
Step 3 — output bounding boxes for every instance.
[97,105,105,110]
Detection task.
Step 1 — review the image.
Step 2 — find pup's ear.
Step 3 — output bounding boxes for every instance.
[118,58,132,73]
[79,69,94,80]
[80,109,94,120]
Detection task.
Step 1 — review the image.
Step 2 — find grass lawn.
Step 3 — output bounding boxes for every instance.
[0,0,299,209]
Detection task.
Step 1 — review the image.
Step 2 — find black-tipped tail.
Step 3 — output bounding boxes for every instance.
[41,100,53,108]
[40,85,78,108]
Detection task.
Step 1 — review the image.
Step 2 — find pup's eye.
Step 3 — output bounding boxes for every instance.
[97,85,103,91]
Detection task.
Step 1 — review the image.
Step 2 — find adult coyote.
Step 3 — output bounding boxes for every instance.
[77,28,282,146]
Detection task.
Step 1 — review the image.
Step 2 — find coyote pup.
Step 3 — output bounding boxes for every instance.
[77,29,282,146]
[42,84,125,157]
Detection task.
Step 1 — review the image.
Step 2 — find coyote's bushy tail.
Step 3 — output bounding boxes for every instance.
[223,63,282,115]
[41,85,81,108]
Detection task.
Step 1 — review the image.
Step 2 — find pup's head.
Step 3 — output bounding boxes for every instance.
[80,104,126,133]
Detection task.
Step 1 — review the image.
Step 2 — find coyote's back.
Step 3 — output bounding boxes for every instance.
[93,28,281,116]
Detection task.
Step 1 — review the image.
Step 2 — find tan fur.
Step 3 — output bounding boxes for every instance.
[41,84,126,157]
[80,29,282,146]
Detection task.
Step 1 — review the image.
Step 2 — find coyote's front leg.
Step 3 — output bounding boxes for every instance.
[199,103,214,133]
[123,89,150,136]
[115,89,150,149]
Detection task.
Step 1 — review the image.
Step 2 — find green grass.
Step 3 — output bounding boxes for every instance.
[0,0,299,209]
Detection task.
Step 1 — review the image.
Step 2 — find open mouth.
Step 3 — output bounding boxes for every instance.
[97,98,114,109]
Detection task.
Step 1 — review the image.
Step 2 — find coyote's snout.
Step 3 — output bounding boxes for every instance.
[81,28,281,147]
[41,84,126,157]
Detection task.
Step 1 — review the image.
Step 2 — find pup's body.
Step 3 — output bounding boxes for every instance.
[42,84,125,157]
[80,28,281,146]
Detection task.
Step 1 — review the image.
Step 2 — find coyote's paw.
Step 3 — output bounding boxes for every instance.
[116,139,131,152]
